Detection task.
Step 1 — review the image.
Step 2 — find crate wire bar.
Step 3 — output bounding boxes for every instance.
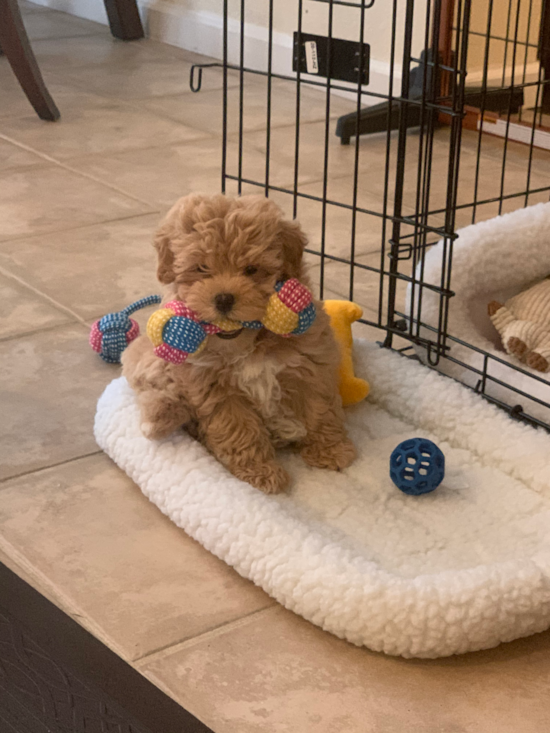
[191,0,550,430]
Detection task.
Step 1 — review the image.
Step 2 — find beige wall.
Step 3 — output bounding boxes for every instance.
[466,0,542,79]
[158,0,542,85]
[159,0,429,68]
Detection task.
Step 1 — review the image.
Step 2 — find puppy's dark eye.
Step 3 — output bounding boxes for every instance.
[243,265,258,276]
[196,264,208,274]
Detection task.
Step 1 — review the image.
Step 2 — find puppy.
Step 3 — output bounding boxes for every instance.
[122,193,356,493]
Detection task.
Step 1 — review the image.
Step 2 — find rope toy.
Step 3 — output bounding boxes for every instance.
[147,279,316,365]
[90,295,161,363]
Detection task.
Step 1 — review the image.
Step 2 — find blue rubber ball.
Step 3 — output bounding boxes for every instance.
[390,438,445,496]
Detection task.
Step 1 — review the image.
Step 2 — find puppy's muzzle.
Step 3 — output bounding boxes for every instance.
[214,292,235,315]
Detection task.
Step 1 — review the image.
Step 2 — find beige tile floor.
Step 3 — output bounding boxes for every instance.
[1,5,550,732]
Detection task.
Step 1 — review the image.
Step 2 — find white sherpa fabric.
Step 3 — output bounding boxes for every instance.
[94,340,550,659]
[406,202,550,425]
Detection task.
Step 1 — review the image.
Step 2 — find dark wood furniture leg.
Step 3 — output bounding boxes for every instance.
[104,0,144,40]
[0,0,60,121]
[539,0,550,112]
[0,563,213,733]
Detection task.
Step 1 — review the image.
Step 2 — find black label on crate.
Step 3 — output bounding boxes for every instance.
[292,32,370,85]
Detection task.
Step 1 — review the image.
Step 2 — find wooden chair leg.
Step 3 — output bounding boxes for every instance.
[103,0,144,41]
[0,0,59,121]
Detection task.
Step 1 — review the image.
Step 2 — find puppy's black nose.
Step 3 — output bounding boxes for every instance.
[214,293,235,315]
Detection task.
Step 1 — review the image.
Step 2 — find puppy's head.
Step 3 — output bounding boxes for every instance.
[154,194,307,332]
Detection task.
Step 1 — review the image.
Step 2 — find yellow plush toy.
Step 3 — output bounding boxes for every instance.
[324,300,370,406]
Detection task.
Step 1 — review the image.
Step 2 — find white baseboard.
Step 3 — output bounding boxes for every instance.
[30,0,397,105]
[30,0,109,25]
[144,3,399,103]
[33,0,541,106]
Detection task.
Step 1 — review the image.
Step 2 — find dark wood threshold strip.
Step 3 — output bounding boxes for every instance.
[0,561,213,733]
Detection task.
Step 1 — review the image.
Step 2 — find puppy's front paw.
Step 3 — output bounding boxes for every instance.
[141,421,176,441]
[139,398,192,441]
[301,438,356,471]
[235,461,290,494]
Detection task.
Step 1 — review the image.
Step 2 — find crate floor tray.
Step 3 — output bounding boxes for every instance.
[95,341,550,659]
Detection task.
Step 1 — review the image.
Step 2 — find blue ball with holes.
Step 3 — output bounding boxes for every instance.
[390,438,445,496]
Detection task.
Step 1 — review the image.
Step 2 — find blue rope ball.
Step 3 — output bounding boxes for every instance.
[90,295,161,364]
[390,438,445,496]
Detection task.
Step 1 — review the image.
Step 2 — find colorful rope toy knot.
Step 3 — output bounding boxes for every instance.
[263,279,317,336]
[90,295,161,363]
[147,279,316,365]
[146,300,211,365]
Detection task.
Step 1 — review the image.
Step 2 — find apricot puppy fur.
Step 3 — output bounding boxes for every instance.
[122,194,356,493]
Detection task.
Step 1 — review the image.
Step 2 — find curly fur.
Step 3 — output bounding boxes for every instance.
[122,193,356,493]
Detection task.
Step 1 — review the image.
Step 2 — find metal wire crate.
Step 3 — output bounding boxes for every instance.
[191,0,550,430]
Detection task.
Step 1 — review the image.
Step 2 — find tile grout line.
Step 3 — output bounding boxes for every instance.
[0,265,90,326]
[25,30,108,40]
[1,127,330,198]
[2,62,220,152]
[63,138,223,168]
[0,132,157,208]
[0,533,130,661]
[0,209,160,245]
[119,90,346,135]
[0,450,104,485]
[64,88,222,141]
[2,120,335,197]
[134,605,276,667]
[119,96,228,137]
[57,138,219,170]
[0,320,80,344]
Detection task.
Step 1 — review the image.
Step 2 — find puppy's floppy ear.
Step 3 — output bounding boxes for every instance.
[154,223,175,284]
[279,218,307,279]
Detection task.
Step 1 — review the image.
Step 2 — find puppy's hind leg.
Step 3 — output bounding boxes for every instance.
[200,395,289,494]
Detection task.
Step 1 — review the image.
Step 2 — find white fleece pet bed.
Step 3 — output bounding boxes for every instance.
[95,340,550,659]
[407,202,550,425]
